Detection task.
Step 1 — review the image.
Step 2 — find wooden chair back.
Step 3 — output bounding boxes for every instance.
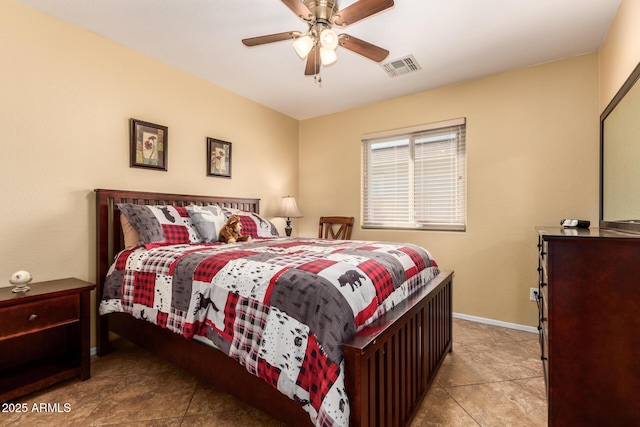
[318,216,354,240]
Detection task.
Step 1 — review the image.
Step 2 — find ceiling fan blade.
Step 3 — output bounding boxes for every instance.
[338,34,389,62]
[304,45,321,75]
[281,0,314,21]
[242,31,301,46]
[333,0,394,27]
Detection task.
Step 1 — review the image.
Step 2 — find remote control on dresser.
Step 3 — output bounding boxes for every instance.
[560,219,590,228]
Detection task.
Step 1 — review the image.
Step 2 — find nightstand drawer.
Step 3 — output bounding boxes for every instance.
[0,294,80,339]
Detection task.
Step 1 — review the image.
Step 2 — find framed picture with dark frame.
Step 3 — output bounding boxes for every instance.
[130,118,168,171]
[207,137,232,178]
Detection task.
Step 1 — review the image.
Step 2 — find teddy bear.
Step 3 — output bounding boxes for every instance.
[219,216,251,243]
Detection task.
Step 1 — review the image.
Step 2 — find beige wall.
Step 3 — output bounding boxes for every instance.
[599,0,640,111]
[299,54,600,327]
[0,0,299,343]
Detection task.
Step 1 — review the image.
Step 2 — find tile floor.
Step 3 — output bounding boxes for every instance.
[3,318,547,426]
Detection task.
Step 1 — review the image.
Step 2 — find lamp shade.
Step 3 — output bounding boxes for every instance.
[280,196,302,218]
[293,35,314,59]
[320,29,339,50]
[320,47,337,66]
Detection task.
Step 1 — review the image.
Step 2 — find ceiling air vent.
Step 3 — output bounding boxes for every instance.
[381,55,422,77]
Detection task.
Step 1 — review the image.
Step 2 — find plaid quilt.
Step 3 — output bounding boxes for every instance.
[100,237,439,427]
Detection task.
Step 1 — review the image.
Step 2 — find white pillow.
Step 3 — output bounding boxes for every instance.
[187,205,227,243]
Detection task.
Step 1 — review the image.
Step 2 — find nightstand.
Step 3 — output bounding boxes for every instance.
[0,278,95,403]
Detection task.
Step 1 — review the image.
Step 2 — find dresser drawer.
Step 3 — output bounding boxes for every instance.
[0,294,80,339]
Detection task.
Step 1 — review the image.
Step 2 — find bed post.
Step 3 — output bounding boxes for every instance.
[95,189,117,356]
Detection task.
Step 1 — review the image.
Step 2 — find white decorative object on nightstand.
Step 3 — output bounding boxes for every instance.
[9,270,32,293]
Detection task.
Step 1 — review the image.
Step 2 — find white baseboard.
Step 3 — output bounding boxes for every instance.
[453,312,538,334]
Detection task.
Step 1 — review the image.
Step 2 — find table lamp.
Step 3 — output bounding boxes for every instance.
[279,196,302,237]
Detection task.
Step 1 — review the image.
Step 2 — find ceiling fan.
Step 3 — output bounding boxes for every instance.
[242,0,394,76]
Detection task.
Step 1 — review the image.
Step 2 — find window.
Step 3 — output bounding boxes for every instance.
[361,118,466,231]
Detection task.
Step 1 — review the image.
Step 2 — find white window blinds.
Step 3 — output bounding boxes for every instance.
[362,118,466,231]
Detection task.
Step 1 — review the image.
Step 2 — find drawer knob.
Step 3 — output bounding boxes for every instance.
[28,314,38,321]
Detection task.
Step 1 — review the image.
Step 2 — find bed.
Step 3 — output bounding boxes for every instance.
[94,188,453,427]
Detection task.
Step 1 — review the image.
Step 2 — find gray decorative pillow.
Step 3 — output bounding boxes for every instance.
[186,205,227,243]
[117,203,202,246]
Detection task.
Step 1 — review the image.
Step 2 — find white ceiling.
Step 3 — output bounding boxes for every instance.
[17,0,620,120]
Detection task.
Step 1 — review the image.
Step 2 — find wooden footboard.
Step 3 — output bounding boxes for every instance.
[344,271,453,427]
[94,189,453,427]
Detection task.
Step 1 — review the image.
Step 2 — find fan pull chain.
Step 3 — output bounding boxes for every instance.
[313,41,322,87]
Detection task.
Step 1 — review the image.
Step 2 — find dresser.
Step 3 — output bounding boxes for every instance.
[536,227,640,426]
[0,278,95,403]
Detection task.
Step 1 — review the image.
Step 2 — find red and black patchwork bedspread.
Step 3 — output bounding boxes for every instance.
[100,237,439,427]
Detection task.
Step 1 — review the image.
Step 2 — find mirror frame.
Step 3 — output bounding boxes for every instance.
[600,60,640,234]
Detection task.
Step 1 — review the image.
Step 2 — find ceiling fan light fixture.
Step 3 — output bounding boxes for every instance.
[293,35,314,59]
[319,29,339,50]
[242,0,394,77]
[320,47,337,66]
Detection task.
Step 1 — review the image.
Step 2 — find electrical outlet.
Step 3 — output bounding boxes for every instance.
[530,288,539,301]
